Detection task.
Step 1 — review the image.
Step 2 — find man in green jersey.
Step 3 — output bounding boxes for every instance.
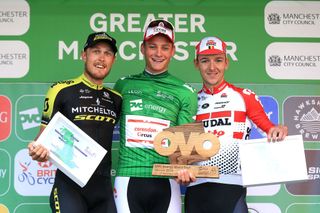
[113,19,198,213]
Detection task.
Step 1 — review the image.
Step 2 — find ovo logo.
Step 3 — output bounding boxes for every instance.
[153,122,220,157]
[0,95,11,142]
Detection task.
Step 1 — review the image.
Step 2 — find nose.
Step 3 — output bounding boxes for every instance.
[155,47,162,56]
[209,61,216,70]
[98,53,105,61]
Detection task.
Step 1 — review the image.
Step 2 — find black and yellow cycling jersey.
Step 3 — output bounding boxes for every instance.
[41,74,122,176]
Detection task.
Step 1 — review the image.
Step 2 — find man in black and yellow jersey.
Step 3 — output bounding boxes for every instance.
[28,32,122,213]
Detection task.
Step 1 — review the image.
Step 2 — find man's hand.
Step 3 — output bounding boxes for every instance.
[28,141,49,162]
[267,125,288,142]
[175,169,196,186]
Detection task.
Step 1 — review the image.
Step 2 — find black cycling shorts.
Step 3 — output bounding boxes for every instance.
[50,171,116,213]
[114,177,181,213]
[185,182,248,213]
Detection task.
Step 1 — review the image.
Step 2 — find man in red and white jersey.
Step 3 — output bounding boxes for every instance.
[177,36,288,213]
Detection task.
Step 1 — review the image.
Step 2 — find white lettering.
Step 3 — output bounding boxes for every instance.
[175,14,188,32]
[0,169,7,178]
[128,13,141,32]
[110,13,125,32]
[58,41,78,60]
[119,41,137,60]
[90,13,106,31]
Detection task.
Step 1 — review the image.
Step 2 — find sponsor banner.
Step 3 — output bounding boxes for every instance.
[265,1,320,38]
[248,203,281,213]
[15,95,44,142]
[125,115,170,149]
[266,42,320,80]
[283,96,320,142]
[0,41,29,78]
[0,95,11,142]
[0,149,11,196]
[286,149,320,195]
[14,149,56,196]
[286,203,320,213]
[14,203,50,213]
[0,0,30,35]
[247,184,280,196]
[250,96,279,139]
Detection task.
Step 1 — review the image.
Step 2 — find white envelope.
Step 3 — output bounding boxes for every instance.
[239,135,308,186]
[34,111,107,187]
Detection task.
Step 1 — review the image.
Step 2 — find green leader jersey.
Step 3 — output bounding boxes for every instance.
[114,70,197,177]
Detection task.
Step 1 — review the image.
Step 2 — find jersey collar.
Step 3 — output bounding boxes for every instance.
[201,80,227,95]
[143,70,169,78]
[80,74,104,90]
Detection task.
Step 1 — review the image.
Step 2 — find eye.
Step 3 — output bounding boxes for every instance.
[105,51,114,56]
[199,59,209,64]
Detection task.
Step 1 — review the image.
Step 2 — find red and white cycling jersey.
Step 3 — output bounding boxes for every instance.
[190,81,274,186]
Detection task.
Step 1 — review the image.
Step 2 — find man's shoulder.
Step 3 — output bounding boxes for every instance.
[47,76,80,93]
[167,73,196,94]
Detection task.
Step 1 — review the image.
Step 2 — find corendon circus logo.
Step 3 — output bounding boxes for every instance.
[284,96,320,141]
[0,95,11,142]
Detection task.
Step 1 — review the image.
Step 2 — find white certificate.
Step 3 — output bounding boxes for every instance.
[239,135,308,187]
[34,111,107,187]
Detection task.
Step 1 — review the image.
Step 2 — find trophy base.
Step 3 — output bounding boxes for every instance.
[152,164,219,178]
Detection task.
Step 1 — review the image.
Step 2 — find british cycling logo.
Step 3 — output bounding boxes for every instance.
[15,149,56,196]
[18,161,35,185]
[284,96,320,141]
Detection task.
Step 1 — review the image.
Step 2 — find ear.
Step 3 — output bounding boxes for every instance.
[171,44,176,57]
[81,51,87,62]
[140,43,145,56]
[194,58,199,70]
[225,57,229,70]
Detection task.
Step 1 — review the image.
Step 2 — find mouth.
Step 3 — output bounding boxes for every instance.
[207,72,218,77]
[94,63,106,70]
[152,58,164,64]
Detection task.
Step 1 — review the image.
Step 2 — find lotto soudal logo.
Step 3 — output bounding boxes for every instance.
[15,95,44,142]
[130,99,143,111]
[284,96,320,141]
[0,95,11,142]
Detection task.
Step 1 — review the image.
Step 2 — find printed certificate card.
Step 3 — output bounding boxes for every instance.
[239,135,308,187]
[35,111,107,187]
